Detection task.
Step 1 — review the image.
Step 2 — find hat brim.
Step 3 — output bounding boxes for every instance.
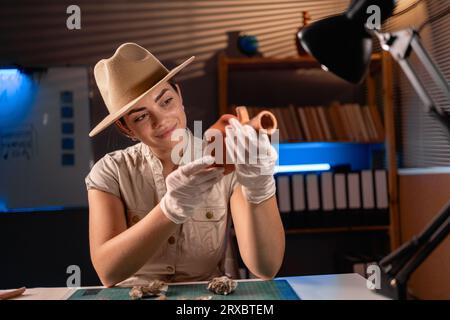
[89,56,195,137]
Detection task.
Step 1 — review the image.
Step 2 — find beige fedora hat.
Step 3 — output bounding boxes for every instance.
[89,42,195,137]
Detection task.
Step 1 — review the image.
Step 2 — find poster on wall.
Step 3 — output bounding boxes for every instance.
[0,67,93,210]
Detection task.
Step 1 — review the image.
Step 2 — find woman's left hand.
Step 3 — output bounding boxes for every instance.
[225,118,278,204]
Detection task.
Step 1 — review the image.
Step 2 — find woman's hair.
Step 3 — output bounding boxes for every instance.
[116,79,178,136]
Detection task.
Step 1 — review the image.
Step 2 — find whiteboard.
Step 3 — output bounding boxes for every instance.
[0,67,93,210]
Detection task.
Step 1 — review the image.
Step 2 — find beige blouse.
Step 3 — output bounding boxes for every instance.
[85,130,239,286]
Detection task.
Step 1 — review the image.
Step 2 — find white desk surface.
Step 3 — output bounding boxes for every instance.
[1,273,388,300]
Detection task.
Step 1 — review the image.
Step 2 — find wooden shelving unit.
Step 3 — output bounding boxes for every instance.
[218,52,382,116]
[218,51,399,250]
[231,225,389,237]
[284,225,390,235]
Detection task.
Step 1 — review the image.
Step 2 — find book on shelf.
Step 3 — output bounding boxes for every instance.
[352,103,370,141]
[317,106,333,141]
[288,104,304,141]
[329,102,348,141]
[368,104,385,141]
[361,105,377,141]
[279,106,299,142]
[297,107,311,141]
[230,102,384,143]
[341,104,356,140]
[309,106,325,141]
[266,107,284,141]
[281,105,303,141]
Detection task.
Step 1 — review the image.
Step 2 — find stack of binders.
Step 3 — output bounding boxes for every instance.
[275,169,389,228]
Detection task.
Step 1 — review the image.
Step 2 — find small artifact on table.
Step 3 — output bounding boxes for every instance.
[207,276,237,295]
[129,280,168,300]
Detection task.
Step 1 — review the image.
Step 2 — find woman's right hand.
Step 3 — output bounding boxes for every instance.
[159,155,224,224]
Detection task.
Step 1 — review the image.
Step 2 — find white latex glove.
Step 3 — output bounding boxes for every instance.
[225,118,278,204]
[160,155,224,224]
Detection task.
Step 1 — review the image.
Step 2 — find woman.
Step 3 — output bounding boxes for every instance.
[85,43,285,287]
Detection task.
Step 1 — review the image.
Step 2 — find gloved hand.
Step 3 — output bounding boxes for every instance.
[160,155,224,224]
[225,118,278,204]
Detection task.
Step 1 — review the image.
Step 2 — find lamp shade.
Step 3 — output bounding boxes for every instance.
[299,14,373,84]
[298,0,395,84]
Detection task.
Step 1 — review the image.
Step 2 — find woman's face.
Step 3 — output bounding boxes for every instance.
[120,82,187,150]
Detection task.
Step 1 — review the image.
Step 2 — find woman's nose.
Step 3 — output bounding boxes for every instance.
[149,107,165,129]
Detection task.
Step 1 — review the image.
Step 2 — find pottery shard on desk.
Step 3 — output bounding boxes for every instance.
[129,280,168,300]
[207,276,237,295]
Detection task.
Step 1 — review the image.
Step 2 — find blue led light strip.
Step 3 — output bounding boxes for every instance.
[274,163,331,173]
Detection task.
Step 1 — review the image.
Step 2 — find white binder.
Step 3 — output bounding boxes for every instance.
[306,174,320,210]
[347,173,361,209]
[334,173,348,209]
[292,174,306,211]
[375,170,389,209]
[321,172,334,211]
[276,175,291,213]
[361,170,375,209]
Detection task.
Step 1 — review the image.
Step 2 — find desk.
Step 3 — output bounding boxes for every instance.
[2,273,388,300]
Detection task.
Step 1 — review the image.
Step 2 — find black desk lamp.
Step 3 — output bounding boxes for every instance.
[298,0,450,299]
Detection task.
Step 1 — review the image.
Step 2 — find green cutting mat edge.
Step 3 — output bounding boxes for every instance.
[68,280,300,300]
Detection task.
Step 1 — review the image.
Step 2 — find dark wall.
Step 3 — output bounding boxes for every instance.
[279,232,389,276]
[0,208,100,289]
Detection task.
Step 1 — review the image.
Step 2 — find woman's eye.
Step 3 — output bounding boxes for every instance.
[134,114,147,122]
[161,97,173,107]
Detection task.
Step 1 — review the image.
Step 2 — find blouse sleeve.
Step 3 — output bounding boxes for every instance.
[228,170,241,199]
[85,154,121,198]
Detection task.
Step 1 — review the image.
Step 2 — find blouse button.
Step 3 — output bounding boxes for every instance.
[205,211,213,219]
[168,236,176,244]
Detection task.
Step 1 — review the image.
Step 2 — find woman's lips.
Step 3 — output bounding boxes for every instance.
[155,124,177,139]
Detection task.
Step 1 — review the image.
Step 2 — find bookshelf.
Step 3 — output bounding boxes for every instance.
[285,225,390,235]
[231,225,389,237]
[218,52,382,116]
[218,51,399,251]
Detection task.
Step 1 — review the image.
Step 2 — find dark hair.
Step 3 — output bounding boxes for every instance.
[117,79,179,131]
[167,79,178,91]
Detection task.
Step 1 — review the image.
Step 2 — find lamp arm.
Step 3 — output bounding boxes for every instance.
[376,29,450,128]
[379,235,420,274]
[395,214,450,285]
[410,34,450,106]
[379,202,450,287]
[397,58,434,112]
[380,199,450,278]
[373,27,450,298]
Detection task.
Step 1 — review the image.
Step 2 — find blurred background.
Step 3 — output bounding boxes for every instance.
[0,0,448,299]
